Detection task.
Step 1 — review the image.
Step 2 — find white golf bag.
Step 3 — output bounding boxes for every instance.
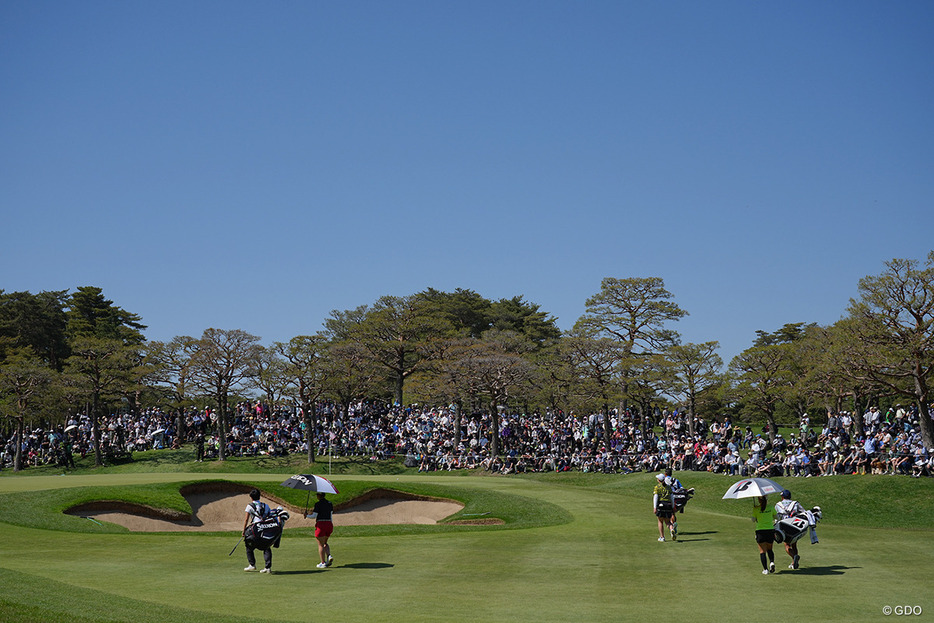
[773,506,822,545]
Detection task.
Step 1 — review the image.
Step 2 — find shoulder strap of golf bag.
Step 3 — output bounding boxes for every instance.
[250,500,270,519]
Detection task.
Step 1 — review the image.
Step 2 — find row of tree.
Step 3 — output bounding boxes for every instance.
[2,252,933,470]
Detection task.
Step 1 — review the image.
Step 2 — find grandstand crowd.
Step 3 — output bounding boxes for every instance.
[3,400,933,478]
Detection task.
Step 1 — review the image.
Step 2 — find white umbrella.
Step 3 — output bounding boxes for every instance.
[64,425,78,433]
[722,477,786,500]
[281,474,339,494]
[281,474,340,515]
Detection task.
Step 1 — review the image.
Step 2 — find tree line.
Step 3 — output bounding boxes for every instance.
[2,251,933,470]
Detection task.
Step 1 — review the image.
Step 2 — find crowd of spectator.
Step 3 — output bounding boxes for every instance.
[3,400,932,479]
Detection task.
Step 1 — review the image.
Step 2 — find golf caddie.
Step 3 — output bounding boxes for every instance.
[243,489,274,573]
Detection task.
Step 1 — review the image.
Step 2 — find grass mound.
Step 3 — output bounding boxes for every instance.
[0,478,570,535]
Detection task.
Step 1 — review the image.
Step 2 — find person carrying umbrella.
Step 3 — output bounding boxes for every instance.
[309,492,334,568]
[752,495,777,574]
[280,475,340,570]
[722,477,786,574]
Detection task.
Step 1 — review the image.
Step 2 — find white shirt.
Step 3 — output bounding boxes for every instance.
[244,501,270,525]
[774,499,804,520]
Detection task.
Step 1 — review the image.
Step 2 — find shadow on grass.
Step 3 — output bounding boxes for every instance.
[272,563,394,574]
[341,562,394,569]
[678,531,718,536]
[784,565,859,576]
[272,562,395,575]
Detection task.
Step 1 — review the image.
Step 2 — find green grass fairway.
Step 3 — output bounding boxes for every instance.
[1,470,932,622]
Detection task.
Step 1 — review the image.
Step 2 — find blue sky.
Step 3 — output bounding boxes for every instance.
[2,1,932,363]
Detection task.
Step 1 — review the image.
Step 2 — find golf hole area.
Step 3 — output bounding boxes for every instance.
[65,482,471,532]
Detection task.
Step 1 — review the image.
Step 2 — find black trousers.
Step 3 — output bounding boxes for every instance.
[246,545,272,569]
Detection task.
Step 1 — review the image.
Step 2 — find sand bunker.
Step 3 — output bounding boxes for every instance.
[66,484,465,532]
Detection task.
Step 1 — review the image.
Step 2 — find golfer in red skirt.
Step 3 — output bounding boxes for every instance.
[311,492,334,569]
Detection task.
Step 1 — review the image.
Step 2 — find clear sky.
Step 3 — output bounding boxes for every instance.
[2,1,932,363]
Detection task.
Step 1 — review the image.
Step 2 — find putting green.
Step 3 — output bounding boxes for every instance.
[0,472,931,623]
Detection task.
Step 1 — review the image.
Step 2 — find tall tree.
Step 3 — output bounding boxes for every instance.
[145,336,198,407]
[64,336,139,466]
[274,334,333,463]
[781,325,828,420]
[753,322,811,347]
[323,341,380,421]
[323,305,369,342]
[819,319,883,427]
[66,286,146,345]
[626,354,673,426]
[843,252,934,447]
[729,344,792,442]
[0,290,69,369]
[144,336,198,442]
[575,277,687,409]
[488,296,562,348]
[666,341,723,437]
[252,346,288,408]
[415,289,562,348]
[747,322,820,423]
[332,295,450,405]
[189,329,262,461]
[447,330,535,456]
[562,327,624,440]
[526,341,577,419]
[416,288,492,338]
[0,348,55,471]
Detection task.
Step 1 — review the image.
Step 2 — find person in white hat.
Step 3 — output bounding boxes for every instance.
[652,473,675,542]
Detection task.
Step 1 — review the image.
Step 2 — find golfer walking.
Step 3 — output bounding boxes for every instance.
[243,489,273,573]
[653,473,676,541]
[309,492,334,569]
[752,495,776,574]
[775,489,804,569]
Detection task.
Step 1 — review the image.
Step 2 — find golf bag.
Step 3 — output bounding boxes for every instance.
[245,507,290,550]
[671,487,695,513]
[773,506,821,545]
[655,498,674,514]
